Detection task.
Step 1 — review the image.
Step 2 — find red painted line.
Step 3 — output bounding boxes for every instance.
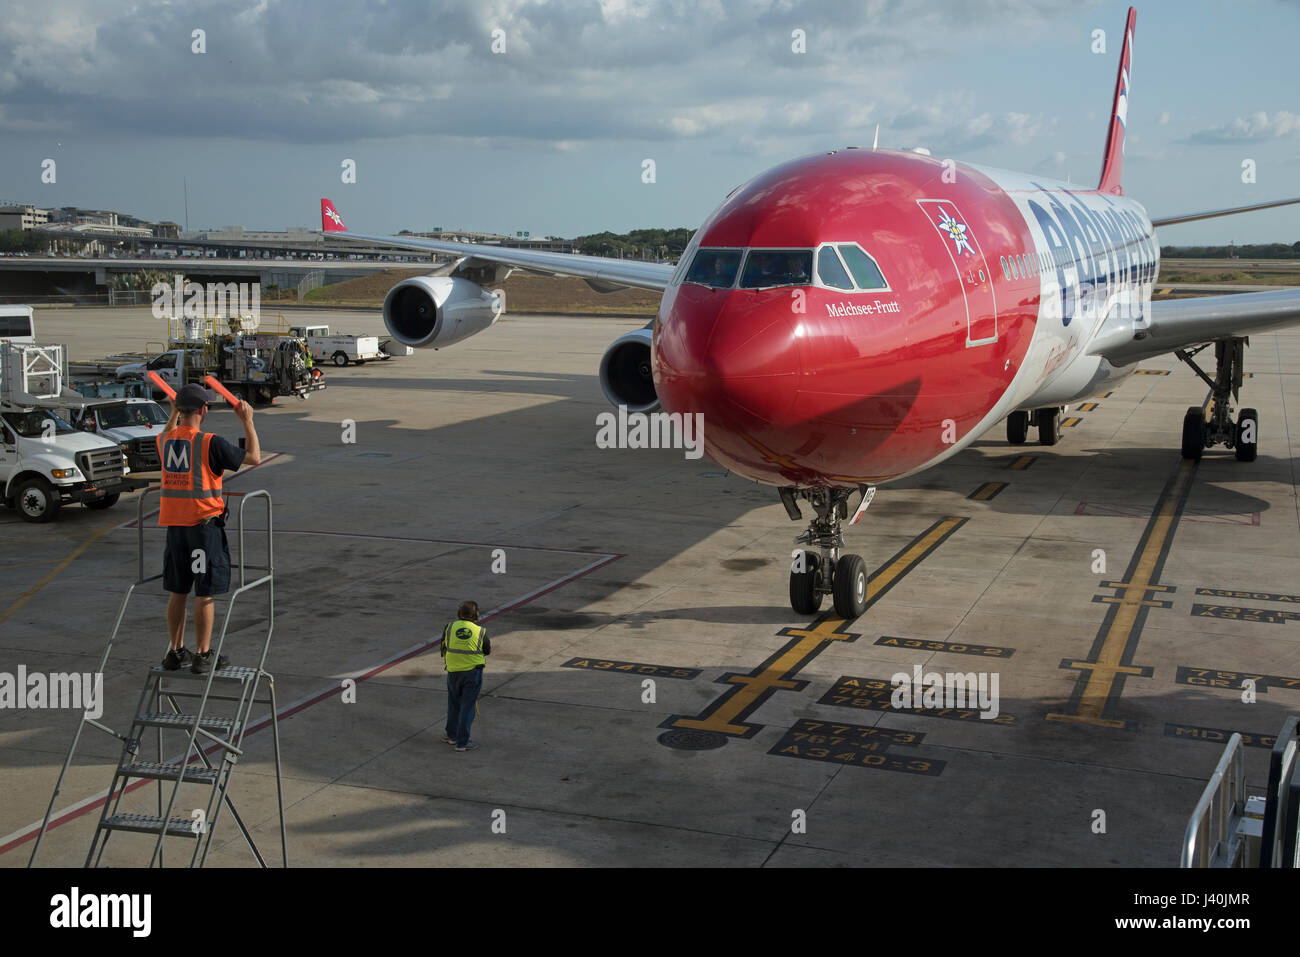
[4,549,621,858]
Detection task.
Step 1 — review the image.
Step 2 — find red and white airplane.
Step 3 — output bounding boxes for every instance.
[323,7,1300,619]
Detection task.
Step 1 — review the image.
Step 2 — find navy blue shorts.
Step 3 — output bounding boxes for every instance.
[163,521,231,597]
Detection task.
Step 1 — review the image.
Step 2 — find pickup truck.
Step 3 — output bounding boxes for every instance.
[67,397,169,472]
[1,406,148,521]
[288,325,383,366]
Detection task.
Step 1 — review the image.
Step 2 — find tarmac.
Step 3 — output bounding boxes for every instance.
[1,305,1298,867]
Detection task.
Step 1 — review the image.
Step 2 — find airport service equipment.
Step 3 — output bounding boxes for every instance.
[29,488,287,868]
[114,315,325,405]
[287,324,383,366]
[0,341,149,521]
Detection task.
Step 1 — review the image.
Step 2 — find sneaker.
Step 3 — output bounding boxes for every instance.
[161,647,193,671]
[191,650,230,675]
[455,741,479,752]
[441,735,456,745]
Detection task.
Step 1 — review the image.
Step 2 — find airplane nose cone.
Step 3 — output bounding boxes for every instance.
[656,285,802,429]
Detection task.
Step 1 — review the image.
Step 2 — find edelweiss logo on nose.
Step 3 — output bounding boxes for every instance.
[932,205,975,257]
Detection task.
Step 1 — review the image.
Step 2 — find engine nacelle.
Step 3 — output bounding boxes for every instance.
[598,326,659,413]
[382,276,503,349]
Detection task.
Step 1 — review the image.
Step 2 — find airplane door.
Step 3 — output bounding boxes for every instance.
[916,199,999,346]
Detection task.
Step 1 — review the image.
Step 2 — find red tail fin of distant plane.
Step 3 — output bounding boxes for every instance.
[321,198,347,232]
[1097,7,1135,196]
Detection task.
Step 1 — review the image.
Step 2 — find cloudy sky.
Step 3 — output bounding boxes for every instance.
[1,0,1297,244]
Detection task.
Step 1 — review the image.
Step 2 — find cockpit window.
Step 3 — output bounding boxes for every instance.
[684,248,743,288]
[817,247,854,290]
[837,245,888,290]
[739,249,813,288]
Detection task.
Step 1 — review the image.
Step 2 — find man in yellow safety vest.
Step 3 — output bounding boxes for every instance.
[440,600,491,752]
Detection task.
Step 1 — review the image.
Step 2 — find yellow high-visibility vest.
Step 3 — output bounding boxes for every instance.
[443,619,486,672]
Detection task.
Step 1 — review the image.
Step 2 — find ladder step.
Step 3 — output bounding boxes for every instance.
[102,813,200,838]
[119,762,221,785]
[150,665,259,682]
[136,712,235,732]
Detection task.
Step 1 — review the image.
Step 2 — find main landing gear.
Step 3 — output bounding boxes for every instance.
[1006,407,1063,446]
[1176,337,1257,462]
[780,486,872,620]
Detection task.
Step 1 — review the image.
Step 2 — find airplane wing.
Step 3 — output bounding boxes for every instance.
[1151,196,1300,228]
[334,229,674,292]
[1091,287,1300,365]
[319,200,674,293]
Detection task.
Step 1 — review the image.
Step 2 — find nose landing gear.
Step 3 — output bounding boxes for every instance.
[781,486,872,619]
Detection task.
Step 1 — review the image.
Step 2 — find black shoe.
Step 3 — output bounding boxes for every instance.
[191,650,229,675]
[162,647,194,671]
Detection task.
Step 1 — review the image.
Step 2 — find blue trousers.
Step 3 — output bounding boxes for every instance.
[445,669,483,747]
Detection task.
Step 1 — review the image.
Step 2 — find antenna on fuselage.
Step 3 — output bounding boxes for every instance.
[872,124,879,151]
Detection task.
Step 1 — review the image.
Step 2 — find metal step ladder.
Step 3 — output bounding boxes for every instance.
[1181,713,1300,867]
[28,486,286,868]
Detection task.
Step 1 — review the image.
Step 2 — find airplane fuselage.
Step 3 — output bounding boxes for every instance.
[653,148,1159,487]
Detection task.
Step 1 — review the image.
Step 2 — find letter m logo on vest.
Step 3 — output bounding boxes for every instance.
[163,438,190,472]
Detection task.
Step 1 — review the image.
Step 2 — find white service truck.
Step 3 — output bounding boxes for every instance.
[0,305,36,345]
[1,341,148,522]
[67,397,170,472]
[288,325,384,366]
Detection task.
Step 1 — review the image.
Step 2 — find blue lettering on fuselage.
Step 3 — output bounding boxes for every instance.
[1026,183,1155,327]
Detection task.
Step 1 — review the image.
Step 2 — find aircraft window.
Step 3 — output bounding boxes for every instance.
[816,247,854,290]
[1022,255,1031,276]
[836,245,888,290]
[739,249,813,288]
[684,248,742,288]
[1009,256,1019,279]
[1000,256,1010,280]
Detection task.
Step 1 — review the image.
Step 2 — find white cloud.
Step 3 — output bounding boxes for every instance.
[1189,110,1300,144]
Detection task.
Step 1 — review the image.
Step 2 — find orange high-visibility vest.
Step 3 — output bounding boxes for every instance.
[156,425,224,526]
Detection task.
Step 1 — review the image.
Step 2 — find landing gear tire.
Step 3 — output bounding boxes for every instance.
[1181,406,1204,460]
[832,554,868,619]
[1235,408,1258,462]
[789,551,823,616]
[332,351,348,367]
[15,478,59,523]
[84,493,120,510]
[1006,411,1029,444]
[1036,407,1060,446]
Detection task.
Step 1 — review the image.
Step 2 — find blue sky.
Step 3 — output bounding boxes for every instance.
[1,0,1297,244]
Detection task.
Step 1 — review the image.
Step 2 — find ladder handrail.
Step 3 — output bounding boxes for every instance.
[1181,733,1246,868]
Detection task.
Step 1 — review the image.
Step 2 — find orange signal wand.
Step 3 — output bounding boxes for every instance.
[146,372,176,399]
[203,375,242,410]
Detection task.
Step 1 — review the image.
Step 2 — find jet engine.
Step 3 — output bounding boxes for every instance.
[382,276,503,349]
[598,325,659,413]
